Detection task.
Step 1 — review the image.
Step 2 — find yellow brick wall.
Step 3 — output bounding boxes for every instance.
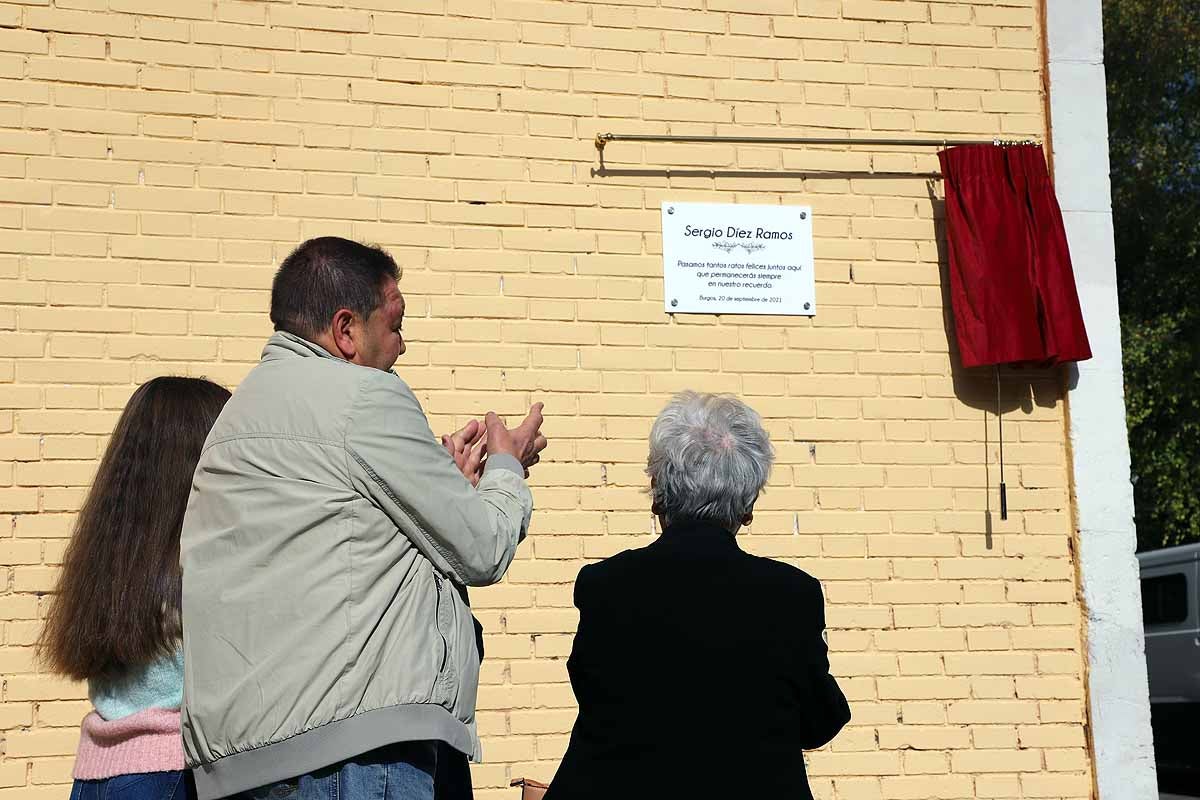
[0,1,1094,798]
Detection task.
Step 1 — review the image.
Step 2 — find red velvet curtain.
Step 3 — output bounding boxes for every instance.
[938,144,1092,369]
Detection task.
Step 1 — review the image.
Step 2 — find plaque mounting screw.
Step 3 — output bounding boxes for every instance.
[670,299,678,307]
[804,302,811,310]
[667,206,675,215]
[799,211,807,220]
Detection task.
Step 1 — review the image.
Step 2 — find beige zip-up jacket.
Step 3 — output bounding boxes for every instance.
[180,332,533,799]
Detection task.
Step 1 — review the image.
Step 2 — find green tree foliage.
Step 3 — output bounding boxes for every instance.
[1103,0,1200,550]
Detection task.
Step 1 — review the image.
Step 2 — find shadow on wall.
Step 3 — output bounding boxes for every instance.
[926,181,1068,548]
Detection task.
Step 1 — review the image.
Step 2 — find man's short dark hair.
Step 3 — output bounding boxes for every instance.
[270,237,400,340]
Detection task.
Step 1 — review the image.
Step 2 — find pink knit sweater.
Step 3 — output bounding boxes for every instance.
[73,707,184,779]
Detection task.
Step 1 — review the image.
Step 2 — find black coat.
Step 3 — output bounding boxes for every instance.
[545,520,851,800]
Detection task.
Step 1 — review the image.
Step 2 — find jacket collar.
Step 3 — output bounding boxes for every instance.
[261,331,341,363]
[658,518,741,550]
[261,332,404,379]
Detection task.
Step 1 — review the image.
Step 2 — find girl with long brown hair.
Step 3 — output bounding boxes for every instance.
[39,376,231,800]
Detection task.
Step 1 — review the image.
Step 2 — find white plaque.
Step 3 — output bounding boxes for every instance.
[661,202,815,316]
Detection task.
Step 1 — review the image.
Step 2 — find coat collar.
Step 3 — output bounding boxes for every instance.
[658,518,741,550]
[261,331,341,363]
[260,332,404,380]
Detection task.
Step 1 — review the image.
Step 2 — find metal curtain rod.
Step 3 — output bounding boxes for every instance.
[594,133,1039,150]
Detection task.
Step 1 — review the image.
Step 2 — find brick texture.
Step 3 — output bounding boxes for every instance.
[0,2,1090,799]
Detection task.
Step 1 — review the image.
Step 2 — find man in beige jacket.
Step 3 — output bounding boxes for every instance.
[180,236,546,800]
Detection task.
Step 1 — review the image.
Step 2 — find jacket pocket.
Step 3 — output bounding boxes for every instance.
[431,572,453,704]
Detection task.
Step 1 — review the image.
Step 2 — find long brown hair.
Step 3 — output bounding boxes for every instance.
[39,376,230,681]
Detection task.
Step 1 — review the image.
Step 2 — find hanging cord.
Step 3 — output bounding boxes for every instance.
[995,366,1008,521]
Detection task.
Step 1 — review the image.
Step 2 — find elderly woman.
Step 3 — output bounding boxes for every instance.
[544,392,850,800]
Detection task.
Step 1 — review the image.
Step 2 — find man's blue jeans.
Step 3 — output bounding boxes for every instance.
[234,741,438,800]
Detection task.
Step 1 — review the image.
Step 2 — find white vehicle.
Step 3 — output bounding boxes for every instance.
[1139,542,1200,782]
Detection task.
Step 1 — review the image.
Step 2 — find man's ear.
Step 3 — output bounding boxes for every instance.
[741,512,753,527]
[330,308,358,360]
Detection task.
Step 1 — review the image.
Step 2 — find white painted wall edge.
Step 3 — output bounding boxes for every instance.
[1045,1,1158,797]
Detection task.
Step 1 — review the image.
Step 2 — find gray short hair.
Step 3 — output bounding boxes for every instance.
[646,392,774,531]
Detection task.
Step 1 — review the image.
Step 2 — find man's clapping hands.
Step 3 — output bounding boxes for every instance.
[442,403,547,486]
